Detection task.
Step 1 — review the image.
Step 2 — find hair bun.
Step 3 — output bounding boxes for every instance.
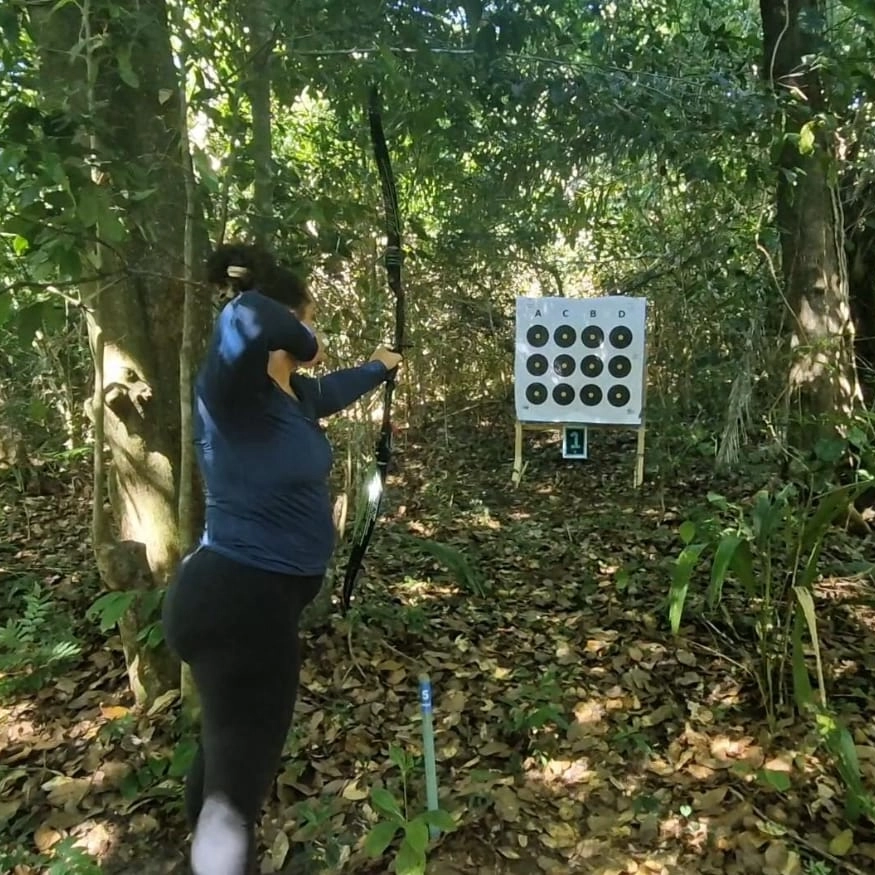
[205,242,275,287]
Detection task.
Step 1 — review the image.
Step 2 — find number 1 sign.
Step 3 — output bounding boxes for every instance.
[562,426,588,459]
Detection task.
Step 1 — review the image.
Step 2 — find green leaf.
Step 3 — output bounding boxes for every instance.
[363,820,398,857]
[99,209,127,243]
[678,520,696,545]
[729,540,757,597]
[846,427,869,450]
[15,300,47,342]
[791,608,814,711]
[388,744,409,772]
[77,186,100,228]
[41,299,66,334]
[828,829,855,857]
[422,808,457,832]
[169,738,197,778]
[835,725,864,792]
[706,491,729,510]
[802,483,869,556]
[798,121,816,155]
[394,837,426,875]
[370,787,404,823]
[814,436,846,464]
[116,44,140,89]
[86,591,137,632]
[404,817,430,855]
[706,533,742,609]
[28,397,49,424]
[757,768,791,793]
[839,0,875,25]
[0,293,11,327]
[668,542,707,634]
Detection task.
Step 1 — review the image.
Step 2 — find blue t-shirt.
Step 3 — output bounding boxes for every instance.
[193,290,389,576]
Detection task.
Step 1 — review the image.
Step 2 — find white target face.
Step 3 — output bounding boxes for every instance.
[514,295,647,425]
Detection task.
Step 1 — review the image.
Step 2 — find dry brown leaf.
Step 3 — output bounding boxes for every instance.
[341,780,368,801]
[42,775,91,808]
[543,821,577,849]
[493,786,521,822]
[693,785,728,812]
[677,650,697,666]
[146,689,179,716]
[99,705,129,720]
[641,704,674,726]
[270,830,290,870]
[34,822,63,852]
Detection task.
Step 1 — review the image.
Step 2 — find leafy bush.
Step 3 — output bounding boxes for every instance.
[0,575,81,697]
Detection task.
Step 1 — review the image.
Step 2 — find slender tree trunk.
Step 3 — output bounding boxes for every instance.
[759,0,862,449]
[244,0,276,245]
[844,178,875,404]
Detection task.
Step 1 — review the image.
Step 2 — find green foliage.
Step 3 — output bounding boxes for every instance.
[502,669,569,739]
[668,480,871,724]
[0,576,82,697]
[400,534,489,597]
[815,710,875,823]
[363,744,457,874]
[86,587,165,649]
[285,797,348,870]
[0,838,102,875]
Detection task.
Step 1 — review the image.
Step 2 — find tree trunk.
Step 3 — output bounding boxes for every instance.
[759,0,862,448]
[844,179,875,404]
[31,0,211,705]
[243,0,276,245]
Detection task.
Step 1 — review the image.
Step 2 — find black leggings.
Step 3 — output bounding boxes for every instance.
[162,547,322,873]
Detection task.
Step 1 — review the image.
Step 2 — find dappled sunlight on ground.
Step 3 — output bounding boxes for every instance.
[2,416,875,873]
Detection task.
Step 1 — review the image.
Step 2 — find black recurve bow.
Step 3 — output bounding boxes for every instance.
[341,85,405,614]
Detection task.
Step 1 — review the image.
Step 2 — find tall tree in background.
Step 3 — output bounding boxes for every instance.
[759,0,862,449]
[242,0,276,245]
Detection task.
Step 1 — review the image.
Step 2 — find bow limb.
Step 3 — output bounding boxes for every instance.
[341,85,405,614]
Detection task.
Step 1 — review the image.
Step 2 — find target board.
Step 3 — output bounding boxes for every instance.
[514,295,647,426]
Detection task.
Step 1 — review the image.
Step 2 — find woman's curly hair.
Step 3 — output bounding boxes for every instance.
[206,242,310,311]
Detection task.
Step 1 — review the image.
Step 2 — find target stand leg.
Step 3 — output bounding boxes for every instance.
[512,421,523,486]
[634,425,646,488]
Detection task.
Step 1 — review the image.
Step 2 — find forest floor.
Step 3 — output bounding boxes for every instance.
[2,413,875,875]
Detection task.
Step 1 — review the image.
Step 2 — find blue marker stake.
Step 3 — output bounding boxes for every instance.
[418,673,440,839]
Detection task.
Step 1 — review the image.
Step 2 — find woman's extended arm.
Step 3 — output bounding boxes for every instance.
[299,360,390,419]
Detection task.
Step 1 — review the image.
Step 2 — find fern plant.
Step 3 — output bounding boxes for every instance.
[0,576,82,696]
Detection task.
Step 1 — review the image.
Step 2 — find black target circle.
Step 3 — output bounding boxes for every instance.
[527,325,549,347]
[609,326,633,349]
[608,355,631,378]
[552,383,575,406]
[608,385,631,407]
[553,354,575,377]
[582,325,604,348]
[554,325,577,347]
[526,383,548,405]
[580,384,603,406]
[581,355,603,377]
[526,354,548,376]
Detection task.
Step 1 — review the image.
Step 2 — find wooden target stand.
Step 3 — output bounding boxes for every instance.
[511,294,649,488]
[511,419,647,487]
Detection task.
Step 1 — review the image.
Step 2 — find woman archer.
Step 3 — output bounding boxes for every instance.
[162,242,402,874]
